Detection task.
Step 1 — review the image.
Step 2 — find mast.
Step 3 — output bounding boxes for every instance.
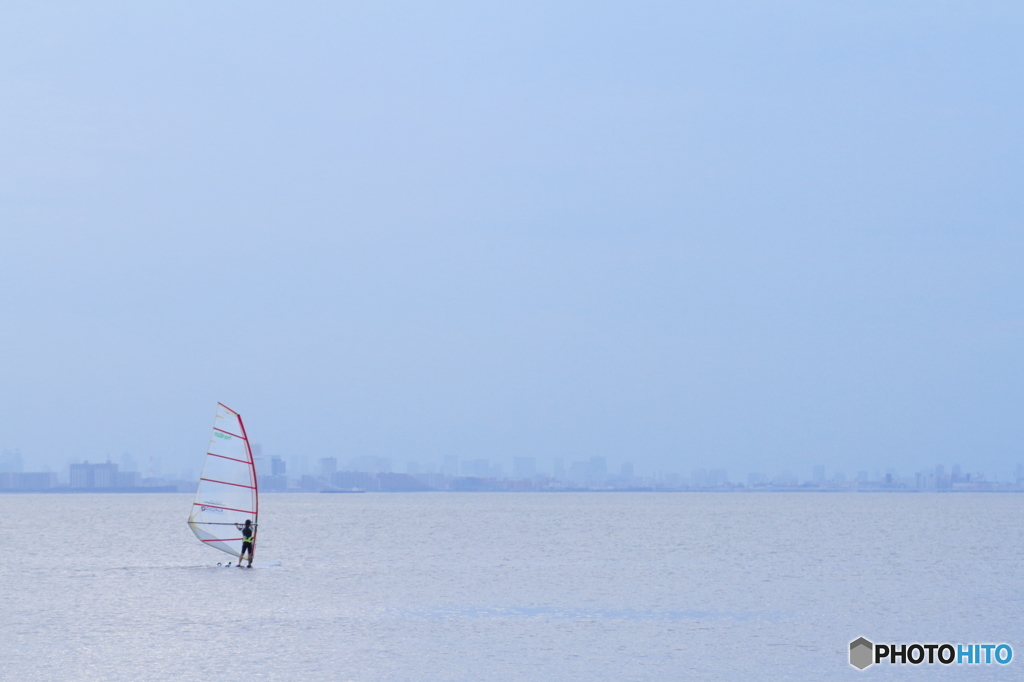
[236,409,259,556]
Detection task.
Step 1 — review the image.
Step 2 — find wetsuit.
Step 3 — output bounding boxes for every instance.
[240,525,254,557]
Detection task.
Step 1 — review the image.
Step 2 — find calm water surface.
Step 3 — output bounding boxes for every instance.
[1,493,1021,680]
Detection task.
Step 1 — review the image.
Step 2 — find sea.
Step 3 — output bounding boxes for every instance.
[1,492,1021,681]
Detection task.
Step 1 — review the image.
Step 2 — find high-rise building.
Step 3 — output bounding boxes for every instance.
[440,455,459,476]
[0,449,24,473]
[708,469,728,486]
[461,459,491,477]
[513,457,536,479]
[568,460,590,483]
[70,461,119,488]
[93,462,117,488]
[70,462,94,488]
[119,452,137,474]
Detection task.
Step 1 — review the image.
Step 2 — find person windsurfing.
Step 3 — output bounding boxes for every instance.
[235,519,255,568]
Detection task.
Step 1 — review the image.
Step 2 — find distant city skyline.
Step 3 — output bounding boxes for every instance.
[3,442,1023,486]
[3,445,1020,493]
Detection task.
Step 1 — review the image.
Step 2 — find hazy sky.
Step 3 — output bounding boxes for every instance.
[1,2,1021,480]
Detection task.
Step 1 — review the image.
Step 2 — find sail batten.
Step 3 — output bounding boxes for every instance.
[188,404,259,558]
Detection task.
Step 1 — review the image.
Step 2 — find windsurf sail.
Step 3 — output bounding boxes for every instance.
[187,403,259,558]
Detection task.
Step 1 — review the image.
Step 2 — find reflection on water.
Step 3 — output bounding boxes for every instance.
[391,605,785,621]
[2,492,1022,681]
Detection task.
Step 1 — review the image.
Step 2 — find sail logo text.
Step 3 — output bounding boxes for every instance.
[850,638,1012,670]
[214,432,232,440]
[200,505,224,513]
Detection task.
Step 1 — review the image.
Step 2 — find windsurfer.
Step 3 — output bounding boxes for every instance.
[235,519,255,567]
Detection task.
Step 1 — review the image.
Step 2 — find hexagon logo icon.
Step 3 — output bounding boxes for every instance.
[850,637,873,670]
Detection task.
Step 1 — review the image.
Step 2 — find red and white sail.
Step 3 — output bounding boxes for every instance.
[187,403,259,557]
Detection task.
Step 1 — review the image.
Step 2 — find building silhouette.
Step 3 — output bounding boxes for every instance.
[70,461,122,489]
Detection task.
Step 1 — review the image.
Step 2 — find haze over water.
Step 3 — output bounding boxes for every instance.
[2,2,1022,481]
[2,492,1021,680]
